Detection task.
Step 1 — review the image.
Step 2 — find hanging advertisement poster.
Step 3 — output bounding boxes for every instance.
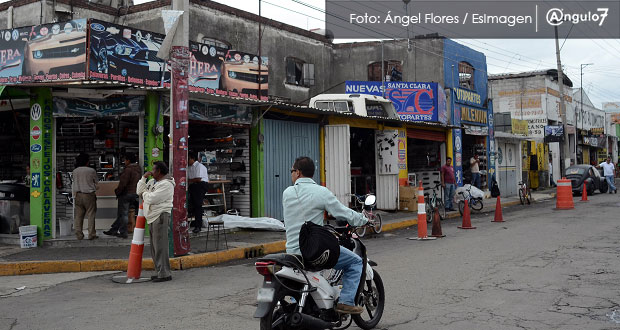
[345,81,447,123]
[88,19,169,87]
[188,100,252,124]
[218,49,269,100]
[0,19,87,84]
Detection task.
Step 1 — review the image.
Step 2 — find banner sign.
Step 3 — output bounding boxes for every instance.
[544,125,564,142]
[511,118,529,135]
[0,19,87,84]
[89,19,169,87]
[345,81,447,123]
[582,135,605,147]
[460,105,488,125]
[189,100,252,124]
[454,87,483,108]
[53,96,144,117]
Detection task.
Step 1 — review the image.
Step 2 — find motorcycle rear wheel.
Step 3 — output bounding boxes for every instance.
[259,287,300,330]
[352,269,385,330]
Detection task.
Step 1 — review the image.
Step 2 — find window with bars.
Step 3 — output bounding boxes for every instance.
[367,60,402,82]
[458,61,475,90]
[286,57,314,87]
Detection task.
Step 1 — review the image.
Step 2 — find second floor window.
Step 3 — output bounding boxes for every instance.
[286,57,314,87]
[458,61,474,90]
[368,60,402,82]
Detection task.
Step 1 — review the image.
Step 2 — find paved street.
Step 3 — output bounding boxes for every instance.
[1,193,620,330]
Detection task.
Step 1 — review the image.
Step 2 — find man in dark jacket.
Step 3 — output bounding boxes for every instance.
[104,153,142,238]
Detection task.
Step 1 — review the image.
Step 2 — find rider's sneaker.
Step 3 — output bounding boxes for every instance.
[335,303,364,315]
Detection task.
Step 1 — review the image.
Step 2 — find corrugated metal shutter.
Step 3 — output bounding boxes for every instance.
[264,119,320,220]
[325,125,351,205]
[375,130,399,210]
[407,129,446,142]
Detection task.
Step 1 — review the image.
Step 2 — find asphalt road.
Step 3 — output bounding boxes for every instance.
[1,193,620,330]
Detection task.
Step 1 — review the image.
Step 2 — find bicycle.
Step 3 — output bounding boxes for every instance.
[457,185,484,215]
[350,193,382,237]
[424,181,446,223]
[518,181,531,205]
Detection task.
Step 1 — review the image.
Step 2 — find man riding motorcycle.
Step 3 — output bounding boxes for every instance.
[282,156,368,315]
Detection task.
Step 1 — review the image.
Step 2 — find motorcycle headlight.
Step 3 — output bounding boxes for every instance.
[228,71,237,79]
[33,50,43,59]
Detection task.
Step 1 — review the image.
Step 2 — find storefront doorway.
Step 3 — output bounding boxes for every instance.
[406,129,446,190]
[462,133,488,189]
[350,127,377,197]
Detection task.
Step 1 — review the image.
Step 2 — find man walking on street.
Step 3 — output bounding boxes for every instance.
[188,152,209,233]
[72,153,99,240]
[137,161,175,282]
[104,153,141,239]
[597,157,617,194]
[282,157,368,314]
[441,157,456,211]
[470,154,481,188]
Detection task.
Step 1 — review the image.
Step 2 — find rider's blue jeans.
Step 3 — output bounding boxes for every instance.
[334,246,363,306]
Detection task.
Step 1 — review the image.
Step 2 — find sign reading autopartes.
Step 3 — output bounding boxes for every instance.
[326,1,619,38]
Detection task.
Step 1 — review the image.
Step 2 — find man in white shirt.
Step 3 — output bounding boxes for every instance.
[597,157,617,194]
[470,154,481,188]
[188,152,209,233]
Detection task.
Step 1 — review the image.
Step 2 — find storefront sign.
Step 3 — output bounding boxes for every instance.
[464,124,488,136]
[89,19,169,87]
[30,90,54,243]
[188,100,252,124]
[345,81,447,123]
[453,129,463,186]
[544,125,564,142]
[0,19,87,84]
[453,87,483,108]
[460,105,487,125]
[582,135,605,147]
[590,127,604,135]
[511,119,528,135]
[52,96,144,117]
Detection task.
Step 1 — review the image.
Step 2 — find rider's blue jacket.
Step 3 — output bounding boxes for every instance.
[283,177,367,254]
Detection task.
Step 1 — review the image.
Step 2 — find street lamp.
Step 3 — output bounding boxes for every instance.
[580,63,593,164]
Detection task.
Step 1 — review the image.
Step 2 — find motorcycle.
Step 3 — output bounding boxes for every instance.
[254,196,385,330]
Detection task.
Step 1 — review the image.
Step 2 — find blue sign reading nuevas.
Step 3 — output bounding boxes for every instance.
[345,81,447,123]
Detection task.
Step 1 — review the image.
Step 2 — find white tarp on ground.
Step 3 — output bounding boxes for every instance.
[202,215,285,231]
[455,184,485,201]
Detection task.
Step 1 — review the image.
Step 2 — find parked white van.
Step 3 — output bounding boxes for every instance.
[309,94,399,119]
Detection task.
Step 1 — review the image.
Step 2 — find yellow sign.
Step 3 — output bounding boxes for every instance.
[591,127,604,134]
[511,119,528,135]
[454,88,482,107]
[461,106,487,124]
[31,190,41,198]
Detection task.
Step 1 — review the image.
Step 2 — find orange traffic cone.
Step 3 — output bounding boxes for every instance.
[580,183,588,202]
[458,199,476,229]
[555,178,575,210]
[113,203,150,284]
[492,196,504,222]
[430,207,445,237]
[408,181,436,241]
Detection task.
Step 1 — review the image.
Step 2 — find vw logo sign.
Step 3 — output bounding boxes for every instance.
[31,103,42,121]
[90,23,105,32]
[30,144,42,152]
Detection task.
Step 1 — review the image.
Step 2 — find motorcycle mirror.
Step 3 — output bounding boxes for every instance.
[364,195,376,206]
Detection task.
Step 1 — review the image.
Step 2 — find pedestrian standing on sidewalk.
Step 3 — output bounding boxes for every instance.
[72,153,99,240]
[188,152,209,233]
[440,157,456,211]
[470,154,481,188]
[597,157,617,194]
[104,153,142,239]
[137,161,175,282]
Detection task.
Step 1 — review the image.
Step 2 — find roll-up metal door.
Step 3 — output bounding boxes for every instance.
[325,125,351,205]
[264,119,320,220]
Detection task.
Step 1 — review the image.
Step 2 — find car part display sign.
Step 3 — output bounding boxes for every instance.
[0,19,87,84]
[89,19,170,87]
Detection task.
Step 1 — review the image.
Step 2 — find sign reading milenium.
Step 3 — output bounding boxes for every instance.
[326,1,620,38]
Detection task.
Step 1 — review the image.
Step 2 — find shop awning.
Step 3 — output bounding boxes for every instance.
[407,129,446,142]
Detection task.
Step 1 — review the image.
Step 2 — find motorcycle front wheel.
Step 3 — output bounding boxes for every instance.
[352,269,385,330]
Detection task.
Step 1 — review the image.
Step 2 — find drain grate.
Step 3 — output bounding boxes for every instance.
[245,246,265,259]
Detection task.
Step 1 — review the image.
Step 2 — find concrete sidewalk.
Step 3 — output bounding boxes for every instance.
[0,189,556,276]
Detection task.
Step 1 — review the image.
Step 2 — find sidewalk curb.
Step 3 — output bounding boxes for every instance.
[0,194,556,276]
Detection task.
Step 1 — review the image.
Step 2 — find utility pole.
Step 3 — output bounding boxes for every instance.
[554,24,569,177]
[580,63,593,163]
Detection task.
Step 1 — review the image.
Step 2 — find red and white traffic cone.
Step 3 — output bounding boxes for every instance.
[409,181,437,241]
[113,203,151,284]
